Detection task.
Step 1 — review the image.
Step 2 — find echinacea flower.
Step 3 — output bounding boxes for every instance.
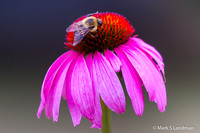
[37,12,167,129]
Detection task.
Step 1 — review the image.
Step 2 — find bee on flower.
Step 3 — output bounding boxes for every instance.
[66,12,102,46]
[37,12,167,129]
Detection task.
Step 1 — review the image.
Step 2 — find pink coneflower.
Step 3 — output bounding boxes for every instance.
[37,12,166,129]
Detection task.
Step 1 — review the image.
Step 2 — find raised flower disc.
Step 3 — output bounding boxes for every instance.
[65,12,134,54]
[37,12,167,129]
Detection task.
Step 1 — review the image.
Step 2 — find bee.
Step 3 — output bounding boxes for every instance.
[66,12,102,46]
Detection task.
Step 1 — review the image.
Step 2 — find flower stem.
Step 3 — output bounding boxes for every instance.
[101,99,111,133]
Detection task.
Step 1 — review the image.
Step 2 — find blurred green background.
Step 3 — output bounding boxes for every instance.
[0,0,199,133]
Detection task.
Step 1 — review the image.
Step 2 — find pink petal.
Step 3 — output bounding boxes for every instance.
[86,53,102,129]
[131,38,163,60]
[42,51,72,100]
[37,51,72,118]
[114,48,144,116]
[65,81,82,126]
[120,45,167,112]
[71,54,95,120]
[42,51,78,121]
[51,52,78,122]
[44,93,53,119]
[104,49,122,72]
[37,101,45,118]
[128,38,165,75]
[93,51,125,114]
[90,94,102,129]
[63,55,82,126]
[67,98,82,127]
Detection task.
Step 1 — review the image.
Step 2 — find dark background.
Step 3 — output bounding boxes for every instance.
[0,0,200,133]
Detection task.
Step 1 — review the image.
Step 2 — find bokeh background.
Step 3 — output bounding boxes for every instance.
[0,0,199,133]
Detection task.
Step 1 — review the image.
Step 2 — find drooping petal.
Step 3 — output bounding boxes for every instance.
[41,51,78,121]
[71,54,95,120]
[63,54,82,126]
[44,92,53,119]
[127,38,165,75]
[51,61,70,122]
[132,38,163,60]
[42,51,72,100]
[86,53,102,129]
[115,47,144,116]
[65,80,82,126]
[93,51,125,114]
[89,94,101,129]
[37,51,72,118]
[120,45,167,112]
[51,51,79,122]
[37,101,45,119]
[67,96,82,126]
[104,49,122,72]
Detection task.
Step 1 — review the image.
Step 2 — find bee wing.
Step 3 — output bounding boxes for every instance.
[73,27,90,46]
[66,21,81,33]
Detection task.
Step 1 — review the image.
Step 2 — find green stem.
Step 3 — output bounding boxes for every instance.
[101,99,111,133]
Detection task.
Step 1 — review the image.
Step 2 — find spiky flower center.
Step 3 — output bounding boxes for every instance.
[65,12,134,54]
